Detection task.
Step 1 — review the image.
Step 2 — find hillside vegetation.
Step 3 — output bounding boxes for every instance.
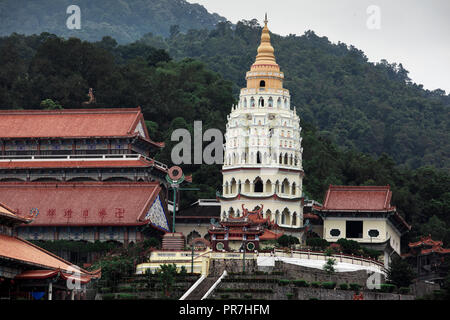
[0,0,225,43]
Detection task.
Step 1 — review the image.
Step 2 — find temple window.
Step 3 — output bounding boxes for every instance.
[260,80,266,88]
[346,221,363,238]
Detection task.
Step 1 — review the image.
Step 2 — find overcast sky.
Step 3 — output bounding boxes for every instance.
[187,0,450,93]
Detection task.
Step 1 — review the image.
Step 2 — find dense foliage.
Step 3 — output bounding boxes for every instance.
[386,257,415,288]
[0,0,225,43]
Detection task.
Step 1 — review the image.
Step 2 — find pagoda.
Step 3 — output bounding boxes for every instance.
[218,15,304,239]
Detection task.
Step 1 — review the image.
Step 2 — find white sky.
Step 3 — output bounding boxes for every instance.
[187,0,450,93]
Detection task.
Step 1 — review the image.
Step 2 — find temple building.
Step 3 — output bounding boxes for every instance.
[313,185,411,267]
[402,235,450,282]
[209,205,283,251]
[0,107,168,183]
[0,108,172,248]
[0,201,100,300]
[218,16,304,238]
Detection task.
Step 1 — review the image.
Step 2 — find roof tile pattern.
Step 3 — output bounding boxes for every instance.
[0,234,76,271]
[0,182,162,226]
[322,185,395,211]
[0,108,147,139]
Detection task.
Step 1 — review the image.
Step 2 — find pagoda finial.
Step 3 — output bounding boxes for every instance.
[254,13,276,65]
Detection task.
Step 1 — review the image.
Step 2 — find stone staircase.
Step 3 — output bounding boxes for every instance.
[183,276,220,300]
[161,232,185,251]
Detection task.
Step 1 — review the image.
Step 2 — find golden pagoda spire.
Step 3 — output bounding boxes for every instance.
[254,13,277,65]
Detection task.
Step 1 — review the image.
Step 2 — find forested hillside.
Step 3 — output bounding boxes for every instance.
[137,20,450,171]
[0,32,449,248]
[0,0,225,43]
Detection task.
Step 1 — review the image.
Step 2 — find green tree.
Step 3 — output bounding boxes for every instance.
[386,257,415,288]
[157,264,178,297]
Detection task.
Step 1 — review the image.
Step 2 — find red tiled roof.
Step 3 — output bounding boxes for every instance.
[0,182,163,226]
[0,108,164,147]
[0,234,99,278]
[0,201,31,224]
[409,235,444,248]
[303,213,320,220]
[259,229,283,240]
[320,185,395,212]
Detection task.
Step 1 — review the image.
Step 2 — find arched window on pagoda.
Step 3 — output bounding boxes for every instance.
[274,211,280,224]
[251,97,255,108]
[259,97,264,107]
[292,212,297,226]
[260,80,266,88]
[265,179,272,193]
[243,98,247,108]
[256,151,262,164]
[268,97,273,108]
[277,98,282,108]
[243,179,251,193]
[254,177,264,193]
[281,178,289,194]
[282,209,291,225]
[292,182,296,195]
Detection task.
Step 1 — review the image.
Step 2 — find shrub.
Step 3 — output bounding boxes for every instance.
[100,287,111,293]
[380,284,396,293]
[310,282,321,288]
[321,282,336,289]
[336,238,361,255]
[398,287,410,294]
[117,293,137,300]
[339,283,348,290]
[286,293,294,300]
[117,285,134,293]
[293,279,309,287]
[278,279,291,286]
[244,294,252,299]
[277,235,300,247]
[306,238,329,250]
[349,283,361,291]
[102,293,115,300]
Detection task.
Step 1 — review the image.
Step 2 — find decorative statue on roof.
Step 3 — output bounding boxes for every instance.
[82,88,96,106]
